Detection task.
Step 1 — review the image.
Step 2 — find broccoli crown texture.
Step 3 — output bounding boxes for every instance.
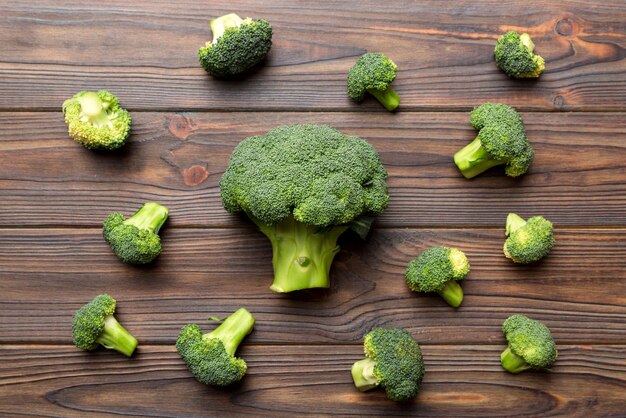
[198,13,272,77]
[103,202,169,265]
[495,31,545,78]
[347,52,400,111]
[62,90,131,150]
[176,308,255,386]
[504,213,555,264]
[71,294,137,357]
[220,124,389,227]
[501,315,557,373]
[454,103,534,178]
[354,328,424,401]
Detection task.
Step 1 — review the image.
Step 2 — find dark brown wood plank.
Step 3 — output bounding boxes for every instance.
[1,228,624,344]
[1,1,625,111]
[1,111,625,228]
[0,344,624,417]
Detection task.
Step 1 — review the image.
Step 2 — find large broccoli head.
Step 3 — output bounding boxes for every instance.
[71,294,138,357]
[219,124,389,292]
[504,213,555,264]
[347,52,400,111]
[176,308,255,386]
[103,202,169,265]
[62,90,131,150]
[501,315,557,373]
[495,31,545,78]
[351,328,424,401]
[454,103,534,178]
[405,246,470,307]
[198,13,272,77]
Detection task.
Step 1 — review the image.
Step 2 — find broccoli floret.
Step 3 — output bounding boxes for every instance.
[176,308,255,386]
[198,13,272,77]
[504,213,555,264]
[495,31,545,78]
[219,124,389,292]
[103,202,169,265]
[347,52,400,111]
[71,294,138,357]
[351,328,424,401]
[405,246,470,307]
[453,103,534,179]
[501,315,557,373]
[62,90,131,150]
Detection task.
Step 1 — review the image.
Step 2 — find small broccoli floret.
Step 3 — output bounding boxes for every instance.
[504,213,555,264]
[495,31,545,78]
[453,103,534,179]
[103,202,169,264]
[347,52,400,111]
[62,90,131,150]
[501,315,557,373]
[405,246,470,307]
[351,328,424,401]
[71,294,137,357]
[219,124,389,292]
[176,308,255,386]
[198,13,272,77]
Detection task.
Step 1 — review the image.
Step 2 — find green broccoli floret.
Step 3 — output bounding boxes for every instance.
[501,315,557,373]
[62,90,131,150]
[351,328,424,401]
[103,202,169,265]
[405,246,470,307]
[219,124,389,293]
[198,13,272,77]
[453,103,534,179]
[347,52,400,111]
[504,213,555,264]
[176,308,255,386]
[71,294,137,357]
[495,31,545,78]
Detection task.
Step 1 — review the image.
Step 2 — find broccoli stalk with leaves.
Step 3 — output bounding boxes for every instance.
[501,315,557,373]
[62,90,131,150]
[454,103,534,179]
[504,213,555,263]
[347,52,400,111]
[495,31,545,78]
[176,308,255,386]
[72,294,138,357]
[198,13,272,77]
[103,202,169,264]
[219,124,389,293]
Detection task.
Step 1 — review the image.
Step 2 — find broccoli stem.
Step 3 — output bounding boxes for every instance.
[500,347,531,373]
[351,358,380,391]
[368,86,400,111]
[255,216,348,292]
[454,137,506,179]
[437,280,464,307]
[125,202,169,233]
[505,213,527,235]
[76,92,110,128]
[210,13,244,44]
[96,315,138,357]
[204,308,255,356]
[520,33,535,52]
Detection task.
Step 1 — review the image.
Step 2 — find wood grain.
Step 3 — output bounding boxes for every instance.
[0,344,624,417]
[1,111,625,228]
[1,228,624,344]
[0,1,625,111]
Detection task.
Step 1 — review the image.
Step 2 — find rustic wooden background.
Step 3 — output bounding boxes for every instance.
[1,0,625,416]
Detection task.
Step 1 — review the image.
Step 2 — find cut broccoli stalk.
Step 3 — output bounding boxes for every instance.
[76,92,112,128]
[500,347,532,374]
[97,315,138,357]
[255,216,348,292]
[210,13,250,44]
[454,136,506,179]
[351,357,380,392]
[368,86,400,112]
[125,202,169,233]
[505,213,526,235]
[438,280,464,308]
[204,308,255,355]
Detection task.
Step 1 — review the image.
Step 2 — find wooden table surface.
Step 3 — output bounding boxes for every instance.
[1,1,625,416]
